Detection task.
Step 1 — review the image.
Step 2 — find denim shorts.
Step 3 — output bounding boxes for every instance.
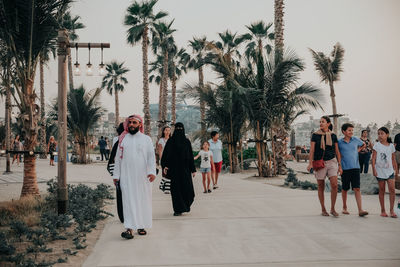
[200,167,211,173]
[376,173,394,182]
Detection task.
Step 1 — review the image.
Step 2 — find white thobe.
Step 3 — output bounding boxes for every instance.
[113,132,156,229]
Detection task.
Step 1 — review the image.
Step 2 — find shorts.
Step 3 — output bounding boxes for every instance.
[376,173,395,182]
[341,169,360,190]
[200,167,211,173]
[211,161,223,173]
[395,151,400,165]
[314,158,339,180]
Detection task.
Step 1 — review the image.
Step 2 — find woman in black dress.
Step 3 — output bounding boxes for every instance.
[161,123,196,216]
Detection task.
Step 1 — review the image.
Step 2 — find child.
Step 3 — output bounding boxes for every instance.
[371,127,398,218]
[338,123,368,216]
[194,141,214,193]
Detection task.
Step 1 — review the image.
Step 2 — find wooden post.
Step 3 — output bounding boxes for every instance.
[57,29,69,214]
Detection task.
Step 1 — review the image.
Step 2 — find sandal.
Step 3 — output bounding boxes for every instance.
[121,230,133,239]
[359,211,368,217]
[342,210,350,215]
[330,211,339,217]
[207,189,212,193]
[321,211,329,216]
[137,229,147,235]
[390,213,398,218]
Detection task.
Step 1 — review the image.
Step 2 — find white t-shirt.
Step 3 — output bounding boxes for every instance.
[199,150,213,168]
[158,138,168,155]
[373,142,395,179]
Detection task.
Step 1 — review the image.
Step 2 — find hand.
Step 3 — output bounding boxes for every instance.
[192,172,196,178]
[373,169,377,177]
[338,166,343,176]
[148,174,156,182]
[307,163,312,172]
[113,179,119,186]
[163,167,168,175]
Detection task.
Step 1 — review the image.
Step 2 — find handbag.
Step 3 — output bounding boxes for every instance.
[312,150,325,171]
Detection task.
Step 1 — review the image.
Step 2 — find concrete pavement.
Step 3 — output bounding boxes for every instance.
[84,170,400,266]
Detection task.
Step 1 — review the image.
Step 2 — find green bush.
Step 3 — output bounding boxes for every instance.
[284,169,317,190]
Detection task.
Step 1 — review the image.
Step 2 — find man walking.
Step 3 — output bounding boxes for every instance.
[394,132,400,188]
[338,123,368,216]
[113,115,156,239]
[98,136,107,161]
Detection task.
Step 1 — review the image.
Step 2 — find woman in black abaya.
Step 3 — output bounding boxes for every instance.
[161,123,196,216]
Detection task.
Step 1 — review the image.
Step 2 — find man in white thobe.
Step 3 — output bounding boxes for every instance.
[113,115,156,239]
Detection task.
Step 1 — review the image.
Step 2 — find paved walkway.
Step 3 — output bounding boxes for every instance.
[84,170,400,266]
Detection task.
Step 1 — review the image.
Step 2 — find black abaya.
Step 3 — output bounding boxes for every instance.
[161,137,196,213]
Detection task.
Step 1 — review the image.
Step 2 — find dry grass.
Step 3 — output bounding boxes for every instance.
[0,195,44,226]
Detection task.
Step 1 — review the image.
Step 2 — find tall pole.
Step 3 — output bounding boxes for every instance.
[57,29,68,214]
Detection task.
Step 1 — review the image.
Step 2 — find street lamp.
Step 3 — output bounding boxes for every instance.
[74,43,81,76]
[99,44,105,76]
[86,43,93,76]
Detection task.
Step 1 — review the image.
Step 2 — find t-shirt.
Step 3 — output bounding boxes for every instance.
[311,133,338,161]
[98,139,107,149]
[338,137,364,170]
[158,138,168,155]
[208,139,223,163]
[394,133,400,152]
[359,138,371,153]
[199,150,213,168]
[373,142,395,179]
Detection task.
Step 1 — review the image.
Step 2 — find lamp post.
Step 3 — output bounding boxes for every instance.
[57,29,110,214]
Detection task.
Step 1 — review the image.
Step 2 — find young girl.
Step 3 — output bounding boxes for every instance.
[372,127,398,218]
[194,141,214,193]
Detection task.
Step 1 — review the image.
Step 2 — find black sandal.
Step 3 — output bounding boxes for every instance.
[121,230,133,239]
[137,229,147,235]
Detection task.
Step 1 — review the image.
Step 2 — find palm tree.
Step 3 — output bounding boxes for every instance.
[50,86,105,164]
[101,61,130,127]
[0,0,71,197]
[38,42,56,159]
[151,20,176,132]
[124,0,168,136]
[148,53,163,131]
[188,36,208,140]
[240,21,274,59]
[309,43,345,134]
[59,11,85,91]
[0,42,13,173]
[169,46,189,124]
[274,0,285,60]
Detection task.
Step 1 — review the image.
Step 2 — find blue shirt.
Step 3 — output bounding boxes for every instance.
[208,139,223,163]
[338,137,364,170]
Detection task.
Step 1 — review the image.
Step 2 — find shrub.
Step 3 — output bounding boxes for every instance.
[284,169,318,191]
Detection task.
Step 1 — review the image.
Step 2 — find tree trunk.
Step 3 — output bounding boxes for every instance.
[20,79,40,197]
[274,0,285,61]
[161,51,169,128]
[68,52,74,91]
[114,81,120,127]
[142,27,151,136]
[5,77,11,173]
[39,58,47,159]
[198,66,206,142]
[158,82,163,137]
[171,73,177,125]
[329,81,338,135]
[275,126,288,175]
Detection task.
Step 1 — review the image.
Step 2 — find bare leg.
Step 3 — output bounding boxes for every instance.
[342,190,349,214]
[317,180,328,215]
[329,176,338,216]
[211,169,216,185]
[215,172,219,186]
[207,172,211,190]
[202,173,207,192]
[353,188,365,213]
[388,179,397,217]
[378,180,387,217]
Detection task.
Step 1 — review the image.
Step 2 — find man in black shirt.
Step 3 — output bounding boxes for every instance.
[394,133,400,183]
[98,136,107,161]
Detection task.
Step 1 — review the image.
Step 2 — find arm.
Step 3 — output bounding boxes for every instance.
[371,149,377,177]
[210,155,215,169]
[358,142,366,153]
[194,152,200,160]
[112,145,121,185]
[335,143,343,175]
[146,138,157,182]
[188,140,196,175]
[307,142,315,172]
[392,152,398,176]
[157,143,163,159]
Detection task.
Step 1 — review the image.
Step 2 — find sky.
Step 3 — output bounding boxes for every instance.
[1,0,399,126]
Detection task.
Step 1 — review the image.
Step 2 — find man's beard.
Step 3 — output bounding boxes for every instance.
[128,126,139,135]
